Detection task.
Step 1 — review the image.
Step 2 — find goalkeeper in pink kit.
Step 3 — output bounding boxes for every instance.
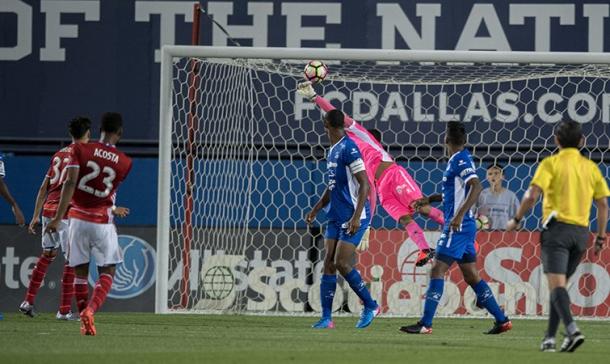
[298,82,444,266]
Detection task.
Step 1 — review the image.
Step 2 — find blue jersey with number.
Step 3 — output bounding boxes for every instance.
[442,149,478,231]
[325,136,370,223]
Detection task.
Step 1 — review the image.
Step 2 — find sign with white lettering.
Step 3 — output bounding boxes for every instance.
[1,1,610,141]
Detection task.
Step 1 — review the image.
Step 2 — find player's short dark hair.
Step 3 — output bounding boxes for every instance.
[100,112,123,134]
[68,116,91,139]
[446,121,466,146]
[555,120,582,148]
[324,109,344,129]
[367,128,382,143]
[486,163,504,171]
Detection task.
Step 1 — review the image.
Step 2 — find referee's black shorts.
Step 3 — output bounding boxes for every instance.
[540,221,588,277]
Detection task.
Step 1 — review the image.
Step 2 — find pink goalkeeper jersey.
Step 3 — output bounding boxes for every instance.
[314,96,394,216]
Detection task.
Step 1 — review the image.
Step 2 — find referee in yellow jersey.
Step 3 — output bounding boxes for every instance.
[506,120,609,353]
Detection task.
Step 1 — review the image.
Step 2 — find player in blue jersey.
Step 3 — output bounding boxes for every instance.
[306,109,379,329]
[401,121,512,335]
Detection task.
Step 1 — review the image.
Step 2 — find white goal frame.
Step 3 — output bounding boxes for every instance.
[156,45,610,314]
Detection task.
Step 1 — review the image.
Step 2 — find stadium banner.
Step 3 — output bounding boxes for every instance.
[2,0,610,141]
[0,225,157,312]
[172,229,609,317]
[3,223,607,316]
[358,230,610,317]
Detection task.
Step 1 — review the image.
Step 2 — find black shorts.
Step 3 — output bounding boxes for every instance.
[540,221,588,277]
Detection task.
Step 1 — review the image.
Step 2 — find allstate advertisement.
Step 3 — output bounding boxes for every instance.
[358,230,610,317]
[172,229,610,317]
[0,226,157,312]
[2,0,610,141]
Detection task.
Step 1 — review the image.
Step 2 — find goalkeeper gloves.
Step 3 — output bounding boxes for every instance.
[357,227,371,252]
[297,81,317,101]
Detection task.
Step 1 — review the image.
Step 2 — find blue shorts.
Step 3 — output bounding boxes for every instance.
[436,227,477,265]
[324,219,370,246]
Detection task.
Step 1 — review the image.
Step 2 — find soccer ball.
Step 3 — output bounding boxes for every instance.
[303,60,328,83]
[476,214,491,230]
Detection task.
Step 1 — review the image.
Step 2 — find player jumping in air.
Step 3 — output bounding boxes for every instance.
[401,122,511,335]
[20,117,129,319]
[306,109,379,329]
[298,82,444,266]
[46,112,132,335]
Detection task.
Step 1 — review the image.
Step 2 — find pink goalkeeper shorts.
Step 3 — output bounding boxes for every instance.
[376,164,423,221]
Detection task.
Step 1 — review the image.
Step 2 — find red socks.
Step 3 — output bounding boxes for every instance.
[59,264,75,314]
[74,275,89,313]
[24,255,52,304]
[88,273,113,313]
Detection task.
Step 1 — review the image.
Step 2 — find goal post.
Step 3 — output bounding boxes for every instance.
[156,46,610,317]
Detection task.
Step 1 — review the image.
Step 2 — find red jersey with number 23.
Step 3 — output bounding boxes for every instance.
[66,142,132,224]
[43,145,75,218]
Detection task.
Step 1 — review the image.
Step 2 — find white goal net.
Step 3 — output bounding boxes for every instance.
[156,47,610,318]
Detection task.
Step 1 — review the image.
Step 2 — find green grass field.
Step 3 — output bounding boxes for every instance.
[0,313,608,364]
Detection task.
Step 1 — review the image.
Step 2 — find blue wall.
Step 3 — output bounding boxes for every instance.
[0,155,158,226]
[2,154,608,230]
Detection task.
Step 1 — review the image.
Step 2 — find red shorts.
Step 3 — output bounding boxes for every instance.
[376,164,423,221]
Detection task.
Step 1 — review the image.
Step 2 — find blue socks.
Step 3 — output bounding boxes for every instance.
[473,280,507,322]
[421,278,444,327]
[320,274,337,319]
[344,269,376,310]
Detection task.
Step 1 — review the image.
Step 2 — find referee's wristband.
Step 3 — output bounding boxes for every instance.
[595,235,606,244]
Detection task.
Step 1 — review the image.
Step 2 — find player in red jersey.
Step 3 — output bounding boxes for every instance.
[46,112,132,336]
[20,117,130,319]
[19,117,91,319]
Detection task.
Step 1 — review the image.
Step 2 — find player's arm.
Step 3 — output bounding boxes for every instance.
[450,177,483,231]
[112,205,130,218]
[297,82,355,128]
[0,177,25,226]
[592,165,610,255]
[28,176,50,234]
[506,185,541,231]
[45,167,78,233]
[506,160,551,231]
[594,196,608,255]
[305,188,330,225]
[412,194,442,210]
[347,169,370,235]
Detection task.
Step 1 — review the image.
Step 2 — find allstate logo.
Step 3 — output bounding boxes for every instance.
[202,266,234,300]
[89,235,156,299]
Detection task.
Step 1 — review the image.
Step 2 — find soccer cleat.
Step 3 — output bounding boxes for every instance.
[415,249,435,267]
[485,319,512,334]
[560,332,585,353]
[356,304,380,329]
[18,301,36,318]
[311,317,335,329]
[540,337,556,352]
[80,308,96,336]
[399,321,432,334]
[56,311,80,321]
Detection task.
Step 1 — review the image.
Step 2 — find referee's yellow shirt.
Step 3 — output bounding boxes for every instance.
[531,148,610,227]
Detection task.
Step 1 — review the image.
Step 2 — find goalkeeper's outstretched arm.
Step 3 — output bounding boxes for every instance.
[297,81,356,128]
